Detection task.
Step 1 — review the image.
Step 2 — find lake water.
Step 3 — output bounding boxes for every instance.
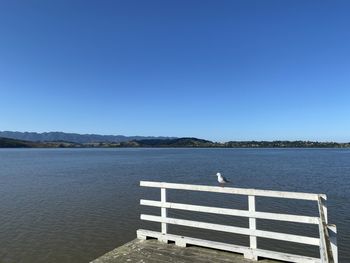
[0,148,349,262]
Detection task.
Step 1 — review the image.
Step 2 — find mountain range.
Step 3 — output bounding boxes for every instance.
[0,131,174,144]
[1,131,350,148]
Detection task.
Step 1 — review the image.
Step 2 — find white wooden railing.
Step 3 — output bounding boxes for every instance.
[137,181,338,263]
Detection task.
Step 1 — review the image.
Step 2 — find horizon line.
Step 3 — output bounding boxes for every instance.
[0,130,349,144]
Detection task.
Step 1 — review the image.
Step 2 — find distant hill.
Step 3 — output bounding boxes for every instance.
[0,136,215,148]
[0,137,33,148]
[1,132,349,148]
[0,131,175,144]
[120,137,218,147]
[0,137,84,148]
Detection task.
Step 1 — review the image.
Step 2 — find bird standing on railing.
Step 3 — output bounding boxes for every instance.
[216,172,230,187]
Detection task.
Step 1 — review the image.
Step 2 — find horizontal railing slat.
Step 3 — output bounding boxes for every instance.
[137,229,249,254]
[140,214,320,246]
[140,199,319,224]
[140,181,324,201]
[254,247,321,263]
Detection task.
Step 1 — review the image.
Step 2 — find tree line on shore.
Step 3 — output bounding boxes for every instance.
[1,136,349,148]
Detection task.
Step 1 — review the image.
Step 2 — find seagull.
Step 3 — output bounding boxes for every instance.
[216,172,230,186]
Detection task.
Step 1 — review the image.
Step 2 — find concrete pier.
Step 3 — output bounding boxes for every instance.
[91,239,279,263]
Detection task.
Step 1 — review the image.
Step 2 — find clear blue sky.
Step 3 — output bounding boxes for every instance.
[1,1,349,142]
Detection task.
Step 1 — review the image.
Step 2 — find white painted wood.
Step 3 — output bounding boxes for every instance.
[140,199,319,224]
[318,220,328,263]
[136,231,147,240]
[141,213,250,235]
[140,214,320,246]
[253,229,319,246]
[248,195,258,260]
[254,247,320,263]
[138,229,250,254]
[175,237,187,247]
[161,188,167,235]
[139,181,335,263]
[140,181,323,200]
[318,196,335,263]
[319,196,328,224]
[137,229,321,263]
[327,225,338,263]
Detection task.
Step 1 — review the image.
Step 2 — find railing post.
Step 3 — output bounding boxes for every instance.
[318,195,334,263]
[160,187,168,243]
[318,222,327,263]
[320,196,328,224]
[328,224,338,263]
[244,195,258,260]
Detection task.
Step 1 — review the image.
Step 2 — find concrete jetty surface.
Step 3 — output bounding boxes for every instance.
[91,239,280,263]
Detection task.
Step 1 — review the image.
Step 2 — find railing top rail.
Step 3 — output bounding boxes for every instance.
[140,181,326,201]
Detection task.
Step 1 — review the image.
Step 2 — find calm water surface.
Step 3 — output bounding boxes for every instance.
[0,148,349,262]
